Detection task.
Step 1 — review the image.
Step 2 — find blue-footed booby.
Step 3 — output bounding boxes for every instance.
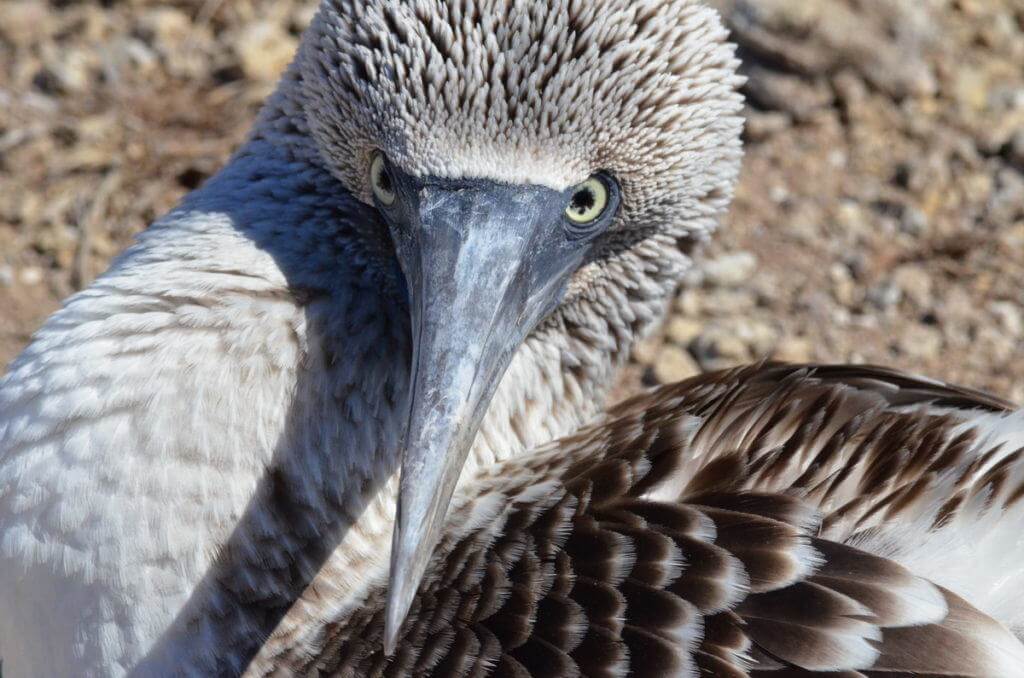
[2,0,1024,676]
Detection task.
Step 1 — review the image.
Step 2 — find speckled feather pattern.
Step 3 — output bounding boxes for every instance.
[250,364,1024,676]
[1,0,1022,675]
[0,0,744,669]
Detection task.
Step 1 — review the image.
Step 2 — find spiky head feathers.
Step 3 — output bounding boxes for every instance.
[298,0,744,238]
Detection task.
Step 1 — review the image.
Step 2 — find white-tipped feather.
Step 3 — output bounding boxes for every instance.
[853,411,1024,638]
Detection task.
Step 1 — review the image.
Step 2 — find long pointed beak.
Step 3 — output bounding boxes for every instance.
[383,180,582,651]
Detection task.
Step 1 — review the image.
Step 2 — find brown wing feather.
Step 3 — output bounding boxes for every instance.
[251,364,1024,676]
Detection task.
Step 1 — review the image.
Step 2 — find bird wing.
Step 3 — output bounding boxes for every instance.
[251,363,1024,676]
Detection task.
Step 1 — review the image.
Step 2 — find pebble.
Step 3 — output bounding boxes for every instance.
[702,289,757,316]
[39,48,96,94]
[745,68,833,121]
[940,286,977,324]
[867,281,902,311]
[899,205,929,236]
[1008,130,1024,170]
[235,22,298,82]
[891,265,933,309]
[735,318,781,356]
[744,110,792,142]
[829,263,858,306]
[769,185,791,204]
[953,66,992,112]
[701,251,758,288]
[774,336,813,363]
[674,289,702,317]
[0,1,50,47]
[976,326,1015,363]
[897,324,943,360]
[19,266,44,286]
[691,325,753,370]
[137,8,191,49]
[632,335,662,367]
[988,168,1024,225]
[665,317,704,346]
[835,201,868,234]
[989,301,1023,337]
[652,345,702,383]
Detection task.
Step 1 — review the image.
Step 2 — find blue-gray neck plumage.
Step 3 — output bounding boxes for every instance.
[0,117,646,677]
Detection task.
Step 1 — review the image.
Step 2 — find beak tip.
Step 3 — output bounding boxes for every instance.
[383,517,415,656]
[383,564,412,656]
[383,617,400,656]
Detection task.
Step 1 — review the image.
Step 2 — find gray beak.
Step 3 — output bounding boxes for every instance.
[382,177,591,651]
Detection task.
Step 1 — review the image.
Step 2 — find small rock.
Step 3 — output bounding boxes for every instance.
[632,335,662,367]
[833,69,868,109]
[896,324,943,360]
[744,110,792,142]
[774,336,813,363]
[744,66,833,121]
[674,289,702,316]
[999,223,1024,251]
[988,168,1024,225]
[831,307,853,326]
[702,289,757,316]
[899,205,929,236]
[829,263,858,306]
[891,265,933,309]
[1008,130,1024,170]
[952,66,991,112]
[137,8,192,49]
[290,5,320,32]
[38,48,96,94]
[976,326,1015,364]
[835,201,869,236]
[989,301,1023,338]
[691,325,752,370]
[867,281,902,311]
[940,286,976,325]
[0,1,50,47]
[702,251,758,288]
[19,266,43,286]
[769,185,791,204]
[735,319,780,356]
[652,345,701,384]
[0,265,14,288]
[963,172,994,206]
[235,22,298,82]
[666,317,704,346]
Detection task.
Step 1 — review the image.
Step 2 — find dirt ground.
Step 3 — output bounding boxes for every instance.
[1,0,1022,402]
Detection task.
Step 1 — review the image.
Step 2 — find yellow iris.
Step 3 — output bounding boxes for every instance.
[565,177,609,224]
[370,153,396,206]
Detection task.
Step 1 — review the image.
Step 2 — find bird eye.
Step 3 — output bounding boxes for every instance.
[565,176,609,228]
[370,152,396,206]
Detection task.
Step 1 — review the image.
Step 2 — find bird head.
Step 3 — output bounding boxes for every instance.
[295,0,744,650]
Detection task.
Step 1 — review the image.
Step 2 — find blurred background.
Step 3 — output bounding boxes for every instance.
[1,0,1022,400]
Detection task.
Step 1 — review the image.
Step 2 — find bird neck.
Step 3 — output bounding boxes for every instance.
[0,129,654,676]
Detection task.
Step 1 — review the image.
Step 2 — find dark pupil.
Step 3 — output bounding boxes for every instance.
[570,188,596,216]
[376,165,393,193]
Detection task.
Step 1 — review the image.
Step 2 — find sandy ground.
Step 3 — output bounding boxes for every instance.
[1,0,1022,401]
